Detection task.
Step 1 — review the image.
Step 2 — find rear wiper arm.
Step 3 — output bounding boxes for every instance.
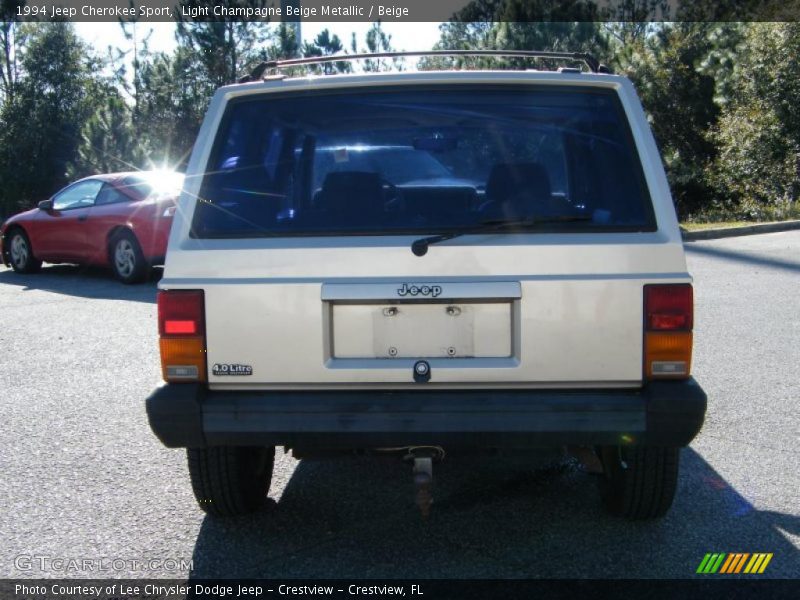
[411,215,593,256]
[411,231,462,256]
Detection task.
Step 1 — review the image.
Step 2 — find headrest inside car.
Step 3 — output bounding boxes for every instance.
[317,171,384,215]
[486,162,552,204]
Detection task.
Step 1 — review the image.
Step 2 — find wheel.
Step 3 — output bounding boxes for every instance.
[109,230,147,283]
[187,447,275,517]
[7,228,42,273]
[598,446,679,519]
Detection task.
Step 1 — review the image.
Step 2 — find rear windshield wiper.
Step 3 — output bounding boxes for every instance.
[411,215,593,256]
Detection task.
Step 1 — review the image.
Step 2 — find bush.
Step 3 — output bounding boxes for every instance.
[706,23,800,220]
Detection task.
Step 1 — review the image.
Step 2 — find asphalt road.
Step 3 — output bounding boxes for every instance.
[0,232,798,580]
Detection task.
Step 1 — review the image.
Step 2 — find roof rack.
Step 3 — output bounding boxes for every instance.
[239,50,611,83]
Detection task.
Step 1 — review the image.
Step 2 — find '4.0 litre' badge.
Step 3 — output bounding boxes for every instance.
[212,363,253,376]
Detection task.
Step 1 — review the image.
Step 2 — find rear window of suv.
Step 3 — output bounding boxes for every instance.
[191,85,655,238]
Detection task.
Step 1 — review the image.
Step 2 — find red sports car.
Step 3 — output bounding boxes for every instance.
[0,171,183,283]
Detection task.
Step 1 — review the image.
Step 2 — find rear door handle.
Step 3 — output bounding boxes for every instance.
[77,215,88,222]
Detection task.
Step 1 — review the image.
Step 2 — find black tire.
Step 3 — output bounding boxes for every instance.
[187,446,275,517]
[6,228,42,274]
[598,446,679,520]
[109,230,147,284]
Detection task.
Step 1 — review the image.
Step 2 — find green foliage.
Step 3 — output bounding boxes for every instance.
[423,5,608,71]
[70,93,141,177]
[697,23,744,107]
[361,21,403,72]
[176,2,272,85]
[302,29,351,74]
[0,1,25,105]
[0,23,107,216]
[134,47,213,169]
[620,23,720,217]
[706,23,800,219]
[272,23,299,59]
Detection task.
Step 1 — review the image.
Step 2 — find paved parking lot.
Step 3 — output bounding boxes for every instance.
[0,231,798,579]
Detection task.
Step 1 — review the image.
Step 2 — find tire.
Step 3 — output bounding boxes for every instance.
[187,446,275,517]
[598,446,679,520]
[109,230,147,284]
[6,228,42,274]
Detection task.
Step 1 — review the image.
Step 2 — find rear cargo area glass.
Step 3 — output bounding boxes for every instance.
[192,86,655,237]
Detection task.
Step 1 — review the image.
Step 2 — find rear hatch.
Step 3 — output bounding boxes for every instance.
[163,73,689,389]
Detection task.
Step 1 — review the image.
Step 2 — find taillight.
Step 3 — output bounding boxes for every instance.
[157,290,206,382]
[645,285,693,330]
[644,284,693,379]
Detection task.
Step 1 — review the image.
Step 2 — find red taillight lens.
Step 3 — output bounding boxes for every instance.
[158,290,206,382]
[164,320,196,335]
[645,284,693,331]
[158,290,204,337]
[644,284,693,380]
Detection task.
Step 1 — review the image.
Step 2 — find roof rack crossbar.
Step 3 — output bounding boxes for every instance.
[240,50,607,83]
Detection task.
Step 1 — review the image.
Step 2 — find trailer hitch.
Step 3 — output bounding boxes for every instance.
[404,447,445,518]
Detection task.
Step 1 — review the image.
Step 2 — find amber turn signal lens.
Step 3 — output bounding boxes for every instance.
[645,331,692,379]
[159,337,207,382]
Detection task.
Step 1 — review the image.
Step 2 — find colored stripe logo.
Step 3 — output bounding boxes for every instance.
[697,553,773,574]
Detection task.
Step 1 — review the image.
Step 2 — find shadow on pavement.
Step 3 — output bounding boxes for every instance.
[0,264,160,303]
[189,449,799,579]
[684,243,800,274]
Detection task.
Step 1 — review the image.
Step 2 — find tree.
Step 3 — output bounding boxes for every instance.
[0,0,25,106]
[486,21,608,65]
[116,7,156,120]
[604,1,671,49]
[708,23,800,218]
[302,29,351,74]
[603,2,671,73]
[622,23,721,217]
[423,1,608,70]
[135,47,213,169]
[0,23,108,215]
[176,1,272,86]
[361,21,403,72]
[271,22,299,59]
[71,93,141,177]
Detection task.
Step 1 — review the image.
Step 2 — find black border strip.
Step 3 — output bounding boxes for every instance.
[2,578,798,600]
[8,0,800,23]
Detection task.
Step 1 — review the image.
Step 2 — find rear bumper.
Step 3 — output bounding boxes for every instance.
[146,379,707,449]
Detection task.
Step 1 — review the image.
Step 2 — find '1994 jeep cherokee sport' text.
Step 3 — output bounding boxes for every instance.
[146,51,707,520]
